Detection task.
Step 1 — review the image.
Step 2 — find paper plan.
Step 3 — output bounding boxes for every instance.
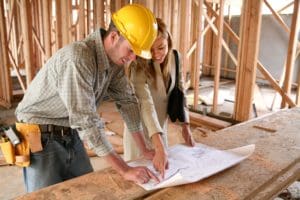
[128,143,255,190]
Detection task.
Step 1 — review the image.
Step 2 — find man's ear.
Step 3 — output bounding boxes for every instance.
[109,31,120,45]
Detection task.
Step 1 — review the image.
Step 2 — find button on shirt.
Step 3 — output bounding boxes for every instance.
[15,29,142,156]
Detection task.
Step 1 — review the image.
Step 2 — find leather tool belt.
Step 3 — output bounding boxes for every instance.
[39,124,72,136]
[0,123,72,167]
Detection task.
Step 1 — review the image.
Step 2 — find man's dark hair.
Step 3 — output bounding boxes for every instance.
[104,21,119,38]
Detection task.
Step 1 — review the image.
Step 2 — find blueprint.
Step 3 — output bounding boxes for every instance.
[128,143,255,190]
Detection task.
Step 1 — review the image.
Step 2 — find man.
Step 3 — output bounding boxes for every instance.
[15,4,159,192]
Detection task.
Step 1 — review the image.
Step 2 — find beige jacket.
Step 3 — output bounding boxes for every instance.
[123,50,190,160]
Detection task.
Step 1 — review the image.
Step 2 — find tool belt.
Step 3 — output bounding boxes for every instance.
[0,123,72,167]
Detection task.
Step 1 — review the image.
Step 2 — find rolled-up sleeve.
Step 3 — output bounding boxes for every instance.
[56,47,113,156]
[107,68,143,133]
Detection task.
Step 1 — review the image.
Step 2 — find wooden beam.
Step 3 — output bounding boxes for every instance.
[223,5,232,77]
[189,112,231,131]
[79,0,85,40]
[234,0,263,121]
[278,1,294,14]
[180,0,192,82]
[212,0,224,114]
[281,0,300,108]
[193,0,203,109]
[20,0,34,86]
[263,0,290,33]
[0,0,12,108]
[257,63,296,108]
[94,0,104,29]
[61,0,71,46]
[42,0,51,60]
[8,50,26,92]
[202,2,214,76]
[171,0,179,49]
[55,0,62,49]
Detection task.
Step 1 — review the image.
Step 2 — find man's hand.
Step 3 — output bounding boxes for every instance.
[123,166,159,184]
[153,148,168,179]
[104,151,159,184]
[182,124,195,147]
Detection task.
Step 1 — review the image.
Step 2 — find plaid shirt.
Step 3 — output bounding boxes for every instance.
[15,29,142,156]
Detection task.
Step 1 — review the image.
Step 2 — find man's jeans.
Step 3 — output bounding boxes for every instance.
[23,130,93,192]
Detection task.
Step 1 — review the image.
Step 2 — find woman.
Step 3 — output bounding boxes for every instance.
[124,18,195,178]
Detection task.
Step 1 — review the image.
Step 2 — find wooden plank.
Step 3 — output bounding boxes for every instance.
[278,1,294,14]
[189,111,231,130]
[281,0,300,108]
[180,0,192,82]
[212,0,224,114]
[193,0,203,109]
[42,0,51,61]
[202,2,214,75]
[94,0,104,29]
[257,61,296,107]
[263,0,290,33]
[20,0,34,87]
[55,0,62,50]
[61,0,70,46]
[0,0,11,108]
[234,0,263,121]
[223,5,232,77]
[78,0,85,40]
[170,0,179,49]
[16,108,300,200]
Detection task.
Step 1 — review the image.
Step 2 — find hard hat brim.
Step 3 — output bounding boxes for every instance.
[132,47,152,59]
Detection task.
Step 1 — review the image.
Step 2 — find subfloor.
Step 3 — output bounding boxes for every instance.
[0,77,299,200]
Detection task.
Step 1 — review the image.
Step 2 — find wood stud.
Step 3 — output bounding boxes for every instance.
[0,0,298,121]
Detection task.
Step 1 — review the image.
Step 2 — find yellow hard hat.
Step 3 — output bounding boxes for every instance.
[112,4,158,59]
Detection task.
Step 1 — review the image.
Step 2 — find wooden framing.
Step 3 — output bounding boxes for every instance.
[0,0,299,123]
[180,0,192,82]
[212,0,224,114]
[234,0,263,121]
[0,0,11,108]
[20,0,34,86]
[281,0,300,108]
[193,0,203,109]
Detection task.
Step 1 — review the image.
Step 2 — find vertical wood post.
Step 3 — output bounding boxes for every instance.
[212,0,224,113]
[234,0,263,121]
[20,0,34,86]
[193,0,203,109]
[79,0,86,40]
[171,0,179,49]
[42,0,51,60]
[180,0,192,82]
[281,0,300,108]
[202,2,214,75]
[55,0,62,49]
[0,0,12,107]
[94,0,104,29]
[61,0,70,46]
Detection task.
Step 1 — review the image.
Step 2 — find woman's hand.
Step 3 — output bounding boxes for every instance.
[182,124,195,147]
[153,148,169,179]
[151,133,169,179]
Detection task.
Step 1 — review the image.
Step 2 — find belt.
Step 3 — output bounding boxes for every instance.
[39,124,72,136]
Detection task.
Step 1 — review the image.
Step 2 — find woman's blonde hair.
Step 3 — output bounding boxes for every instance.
[133,18,173,89]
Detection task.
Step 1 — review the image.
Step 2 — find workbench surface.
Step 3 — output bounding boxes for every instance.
[17,108,300,200]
